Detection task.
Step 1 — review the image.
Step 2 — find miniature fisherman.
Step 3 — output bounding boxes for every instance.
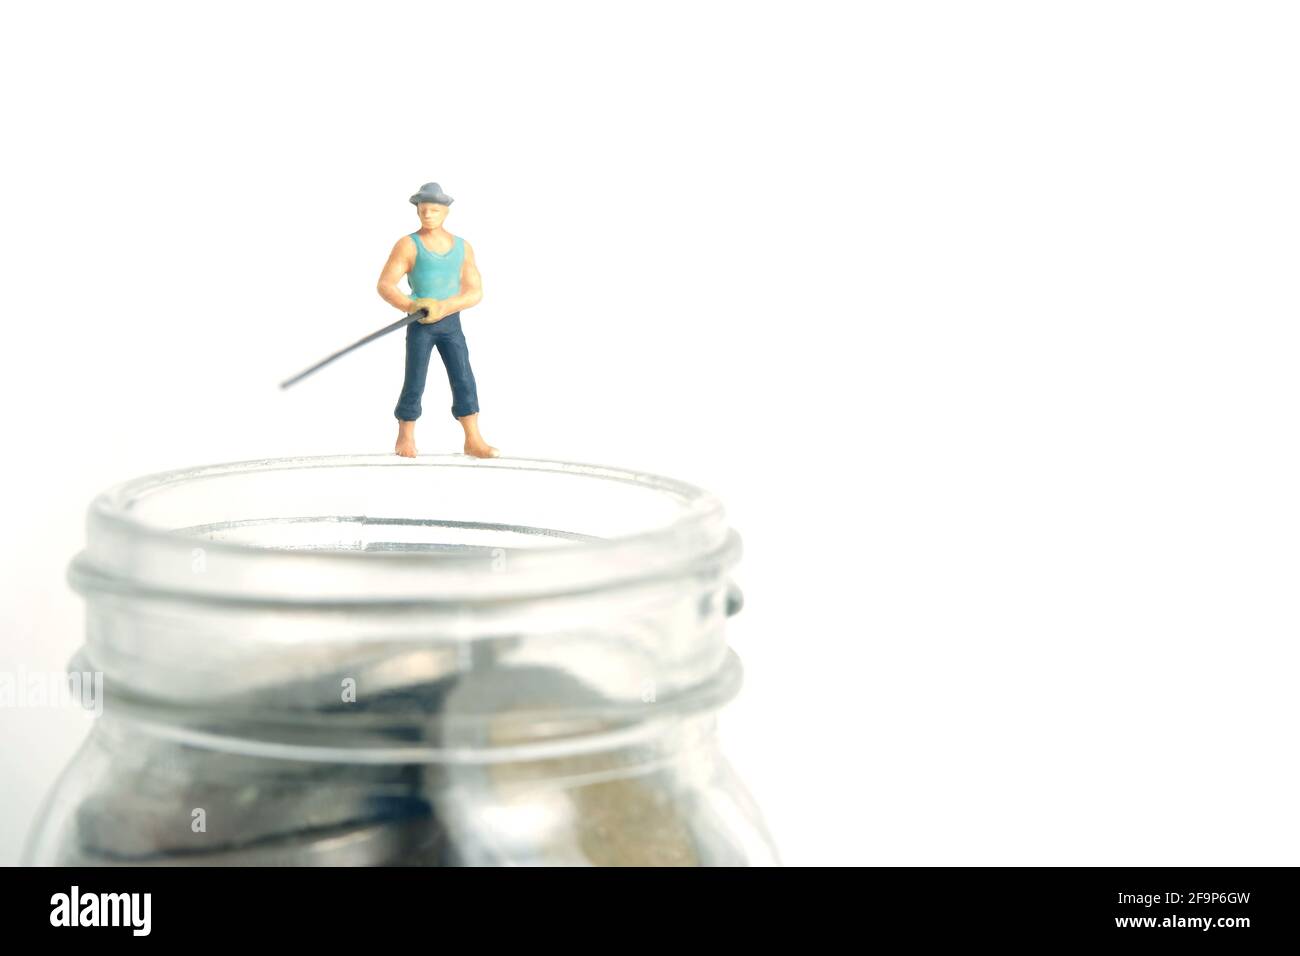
[377,182,498,458]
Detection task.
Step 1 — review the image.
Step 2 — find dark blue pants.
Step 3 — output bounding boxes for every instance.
[393,312,480,421]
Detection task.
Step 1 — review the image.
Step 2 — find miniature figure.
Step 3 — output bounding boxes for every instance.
[377,182,498,459]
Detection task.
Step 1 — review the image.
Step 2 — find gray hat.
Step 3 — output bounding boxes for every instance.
[409,182,454,206]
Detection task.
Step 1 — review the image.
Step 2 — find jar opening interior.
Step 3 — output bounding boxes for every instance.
[76,455,736,602]
[108,455,712,555]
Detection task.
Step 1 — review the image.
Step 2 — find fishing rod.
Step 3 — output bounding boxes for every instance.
[279,307,430,389]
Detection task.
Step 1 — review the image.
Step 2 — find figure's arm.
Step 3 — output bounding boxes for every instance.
[376,237,418,313]
[432,241,484,317]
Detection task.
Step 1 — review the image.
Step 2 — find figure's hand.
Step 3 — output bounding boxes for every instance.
[411,298,445,323]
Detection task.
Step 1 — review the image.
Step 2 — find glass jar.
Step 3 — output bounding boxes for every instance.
[24,454,778,866]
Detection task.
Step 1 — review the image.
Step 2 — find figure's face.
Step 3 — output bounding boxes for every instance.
[417,202,448,228]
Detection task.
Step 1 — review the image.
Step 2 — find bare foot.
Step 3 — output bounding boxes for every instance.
[395,421,418,458]
[456,414,497,458]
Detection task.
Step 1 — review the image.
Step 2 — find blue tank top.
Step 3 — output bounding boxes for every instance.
[407,232,465,299]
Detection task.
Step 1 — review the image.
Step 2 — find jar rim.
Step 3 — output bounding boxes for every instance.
[72,453,739,605]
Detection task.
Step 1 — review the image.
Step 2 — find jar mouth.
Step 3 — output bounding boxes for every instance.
[70,454,739,605]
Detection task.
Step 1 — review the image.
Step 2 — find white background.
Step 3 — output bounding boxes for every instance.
[2,1,1298,866]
